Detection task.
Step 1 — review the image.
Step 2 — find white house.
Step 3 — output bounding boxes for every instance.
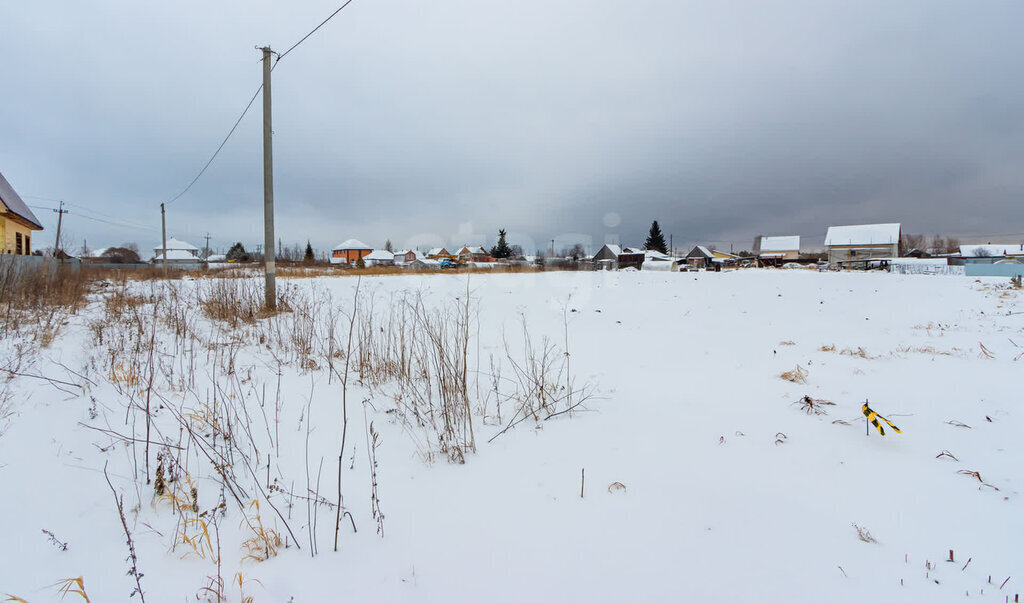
[824,223,901,264]
[152,238,202,265]
[363,249,395,267]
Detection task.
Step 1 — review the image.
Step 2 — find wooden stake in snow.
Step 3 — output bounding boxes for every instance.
[580,468,585,499]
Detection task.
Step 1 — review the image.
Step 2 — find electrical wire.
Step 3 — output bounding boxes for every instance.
[164,84,263,206]
[28,203,158,231]
[274,0,357,67]
[161,0,358,208]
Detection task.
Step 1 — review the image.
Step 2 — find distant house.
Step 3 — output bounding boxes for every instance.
[824,223,902,265]
[363,249,395,267]
[755,236,800,264]
[393,250,417,265]
[455,245,491,262]
[331,239,372,265]
[425,247,451,259]
[0,172,44,255]
[592,244,644,270]
[710,249,739,265]
[153,238,202,265]
[684,246,715,269]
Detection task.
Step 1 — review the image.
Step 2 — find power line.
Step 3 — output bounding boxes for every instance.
[164,84,263,206]
[161,0,358,208]
[28,203,158,232]
[274,0,358,67]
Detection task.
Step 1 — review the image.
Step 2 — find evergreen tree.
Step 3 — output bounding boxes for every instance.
[226,242,250,262]
[645,220,668,253]
[303,241,315,264]
[490,229,512,259]
[355,256,366,269]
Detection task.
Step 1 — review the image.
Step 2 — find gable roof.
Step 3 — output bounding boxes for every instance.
[603,244,622,256]
[153,238,199,252]
[687,245,713,258]
[0,172,44,229]
[824,223,901,246]
[334,238,371,251]
[364,249,395,261]
[759,236,800,253]
[426,247,449,256]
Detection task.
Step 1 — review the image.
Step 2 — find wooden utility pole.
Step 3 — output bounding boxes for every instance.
[261,46,277,309]
[52,201,68,256]
[160,202,168,276]
[204,232,211,259]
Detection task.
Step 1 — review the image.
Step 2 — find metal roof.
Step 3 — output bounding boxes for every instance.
[824,223,901,246]
[0,172,44,229]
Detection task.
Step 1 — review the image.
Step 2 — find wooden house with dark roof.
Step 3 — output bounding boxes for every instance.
[0,172,43,255]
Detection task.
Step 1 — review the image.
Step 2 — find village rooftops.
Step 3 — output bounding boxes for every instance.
[824,223,901,246]
[334,239,372,250]
[959,244,1024,257]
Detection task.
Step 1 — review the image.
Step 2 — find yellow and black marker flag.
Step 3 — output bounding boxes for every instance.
[862,403,901,436]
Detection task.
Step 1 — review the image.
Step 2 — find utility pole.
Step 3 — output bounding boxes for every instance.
[52,201,68,257]
[204,233,211,259]
[261,46,277,309]
[670,234,673,258]
[160,203,168,276]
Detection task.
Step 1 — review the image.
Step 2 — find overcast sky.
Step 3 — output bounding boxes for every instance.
[3,1,1024,256]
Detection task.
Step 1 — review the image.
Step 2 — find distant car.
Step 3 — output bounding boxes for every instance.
[740,260,752,267]
[782,262,804,269]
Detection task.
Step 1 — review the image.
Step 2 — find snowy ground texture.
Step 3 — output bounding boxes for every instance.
[1,270,1022,602]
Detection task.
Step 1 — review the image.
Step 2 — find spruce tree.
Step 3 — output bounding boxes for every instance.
[645,221,668,254]
[490,229,512,259]
[226,242,250,262]
[303,241,315,264]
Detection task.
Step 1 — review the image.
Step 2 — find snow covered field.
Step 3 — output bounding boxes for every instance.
[1,270,1021,602]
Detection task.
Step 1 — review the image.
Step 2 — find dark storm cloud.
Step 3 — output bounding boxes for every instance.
[2,1,1023,256]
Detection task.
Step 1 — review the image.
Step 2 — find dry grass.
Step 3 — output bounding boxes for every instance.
[793,395,835,415]
[839,346,875,359]
[240,499,282,562]
[852,523,877,543]
[819,344,836,352]
[781,365,807,383]
[0,262,91,343]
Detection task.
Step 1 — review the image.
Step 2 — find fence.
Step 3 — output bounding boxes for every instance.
[889,261,965,276]
[0,254,80,277]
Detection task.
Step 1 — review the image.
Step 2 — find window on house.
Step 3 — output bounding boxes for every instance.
[25,235,30,255]
[15,232,22,255]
